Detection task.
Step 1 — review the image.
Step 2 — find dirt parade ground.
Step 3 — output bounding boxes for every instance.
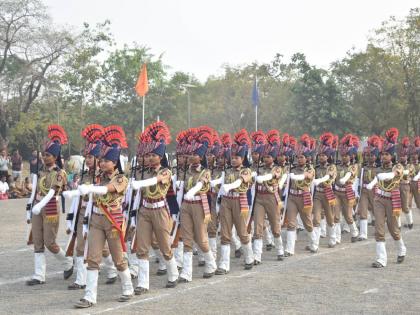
[0,198,419,315]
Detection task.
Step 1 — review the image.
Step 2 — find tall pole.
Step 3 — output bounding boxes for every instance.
[187,89,191,128]
[255,105,258,131]
[142,96,146,132]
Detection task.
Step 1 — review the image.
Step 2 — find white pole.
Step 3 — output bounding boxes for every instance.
[142,96,146,132]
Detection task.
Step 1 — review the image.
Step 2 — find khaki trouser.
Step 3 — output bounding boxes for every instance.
[32,207,60,254]
[313,192,334,227]
[286,194,313,232]
[374,196,401,242]
[136,207,173,260]
[253,193,281,239]
[400,183,411,214]
[334,191,354,224]
[207,192,219,238]
[358,188,375,220]
[410,181,420,209]
[180,201,210,252]
[219,197,250,245]
[76,207,112,257]
[86,213,127,271]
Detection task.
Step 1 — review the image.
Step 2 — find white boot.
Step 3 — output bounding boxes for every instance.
[197,247,205,265]
[320,218,327,238]
[208,237,217,261]
[327,224,336,247]
[166,257,179,283]
[335,224,342,244]
[342,220,350,233]
[309,227,319,252]
[285,230,296,255]
[231,227,242,251]
[242,242,254,266]
[54,248,73,271]
[396,239,407,257]
[274,236,284,257]
[218,244,231,272]
[157,251,167,272]
[264,223,274,245]
[119,268,134,297]
[75,256,87,286]
[397,216,401,228]
[84,269,99,304]
[359,219,368,240]
[179,251,193,282]
[203,251,217,275]
[350,221,359,239]
[375,242,387,267]
[174,241,184,268]
[128,252,139,278]
[405,211,413,226]
[253,238,263,263]
[32,252,46,282]
[136,259,149,290]
[102,254,118,279]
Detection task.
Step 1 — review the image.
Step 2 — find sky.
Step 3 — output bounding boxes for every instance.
[44,0,418,81]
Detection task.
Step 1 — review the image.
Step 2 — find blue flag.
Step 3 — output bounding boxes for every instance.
[252,77,259,108]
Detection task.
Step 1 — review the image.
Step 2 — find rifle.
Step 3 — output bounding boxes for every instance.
[247,155,261,234]
[130,156,144,252]
[171,157,188,248]
[26,148,40,246]
[65,159,86,257]
[83,159,96,261]
[124,156,137,243]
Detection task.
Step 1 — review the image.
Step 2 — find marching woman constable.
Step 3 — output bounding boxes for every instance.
[178,126,217,282]
[26,125,73,286]
[334,134,360,243]
[398,137,415,229]
[252,130,287,263]
[131,122,179,295]
[75,125,134,308]
[215,129,254,275]
[284,135,316,256]
[366,128,406,268]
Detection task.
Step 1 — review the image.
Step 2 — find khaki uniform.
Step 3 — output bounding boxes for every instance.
[313,163,336,227]
[208,168,223,238]
[220,167,252,245]
[334,163,358,225]
[136,167,173,261]
[358,165,377,220]
[86,170,128,271]
[180,165,211,252]
[33,166,66,253]
[253,165,284,239]
[409,163,420,209]
[286,165,315,232]
[400,163,414,214]
[374,163,404,242]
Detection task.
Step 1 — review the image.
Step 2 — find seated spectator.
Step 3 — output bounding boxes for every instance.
[0,175,9,200]
[24,177,32,194]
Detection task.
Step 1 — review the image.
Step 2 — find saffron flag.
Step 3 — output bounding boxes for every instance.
[135,64,149,97]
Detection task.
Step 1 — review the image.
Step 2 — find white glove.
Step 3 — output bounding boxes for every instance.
[339,172,351,185]
[185,182,203,200]
[278,174,288,189]
[313,175,330,186]
[26,209,31,222]
[83,222,89,238]
[78,184,91,196]
[63,189,80,199]
[210,173,225,187]
[176,180,183,189]
[403,170,410,175]
[132,177,158,190]
[32,189,55,215]
[251,171,257,179]
[366,177,378,190]
[222,179,242,193]
[130,216,136,228]
[256,173,273,184]
[377,172,395,181]
[414,171,420,181]
[290,173,305,181]
[66,219,73,231]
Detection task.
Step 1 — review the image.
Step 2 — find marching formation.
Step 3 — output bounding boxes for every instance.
[24,123,420,309]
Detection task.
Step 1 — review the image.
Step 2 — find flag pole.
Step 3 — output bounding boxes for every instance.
[255,105,258,131]
[142,96,145,132]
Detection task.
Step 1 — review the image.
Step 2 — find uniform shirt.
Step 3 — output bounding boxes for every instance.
[335,163,358,187]
[184,164,211,195]
[94,170,128,213]
[224,166,252,193]
[141,166,172,200]
[289,164,314,191]
[360,164,377,185]
[375,163,403,192]
[37,165,66,197]
[315,163,336,188]
[210,167,224,194]
[256,164,284,194]
[400,162,415,183]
